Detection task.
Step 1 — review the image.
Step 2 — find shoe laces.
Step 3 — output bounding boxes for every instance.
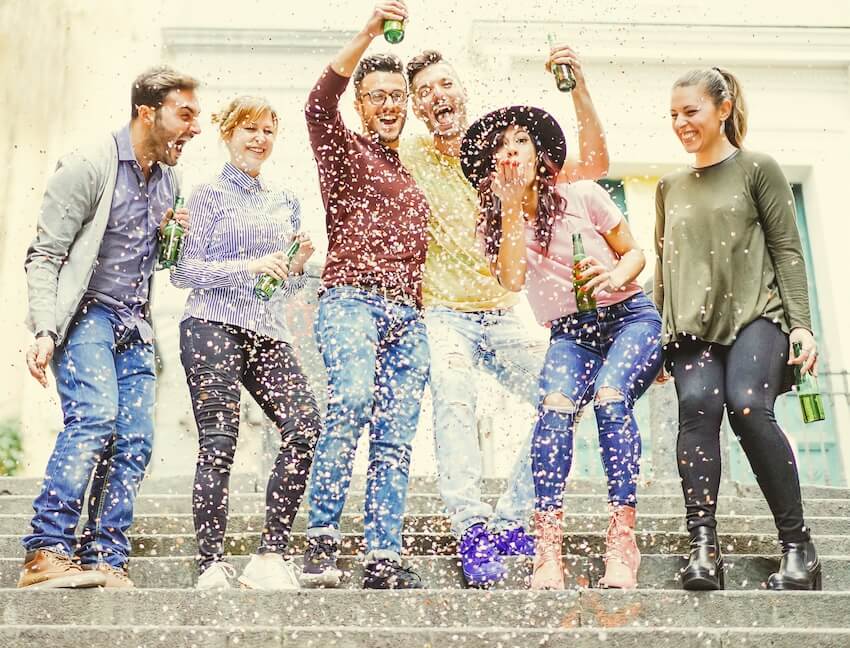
[209,562,237,579]
[390,562,421,582]
[309,537,337,560]
[263,556,299,583]
[604,511,633,561]
[465,526,496,556]
[45,551,80,571]
[538,516,561,562]
[104,565,132,584]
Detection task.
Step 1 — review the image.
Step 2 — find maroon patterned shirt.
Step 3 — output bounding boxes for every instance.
[305,66,429,307]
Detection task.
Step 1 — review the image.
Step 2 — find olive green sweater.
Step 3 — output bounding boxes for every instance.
[654,149,812,347]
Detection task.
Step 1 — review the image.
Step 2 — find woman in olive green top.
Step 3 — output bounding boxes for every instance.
[655,67,821,591]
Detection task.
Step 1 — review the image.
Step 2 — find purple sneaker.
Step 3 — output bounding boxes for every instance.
[459,523,507,588]
[493,526,536,556]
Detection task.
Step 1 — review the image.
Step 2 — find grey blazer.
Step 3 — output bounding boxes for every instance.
[24,133,178,346]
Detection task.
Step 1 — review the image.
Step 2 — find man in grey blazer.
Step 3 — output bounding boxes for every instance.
[20,67,201,589]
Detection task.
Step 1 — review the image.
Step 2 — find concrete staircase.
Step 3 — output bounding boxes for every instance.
[1,474,849,647]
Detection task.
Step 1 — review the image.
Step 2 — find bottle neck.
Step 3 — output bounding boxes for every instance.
[572,233,585,257]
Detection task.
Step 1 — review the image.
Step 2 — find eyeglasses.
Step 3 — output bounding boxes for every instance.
[359,90,408,106]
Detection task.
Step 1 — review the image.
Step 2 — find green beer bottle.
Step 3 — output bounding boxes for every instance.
[254,239,301,302]
[547,33,576,93]
[793,341,826,424]
[383,19,404,44]
[158,195,185,270]
[572,232,596,313]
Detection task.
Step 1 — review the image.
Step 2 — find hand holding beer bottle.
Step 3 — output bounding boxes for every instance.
[363,1,408,43]
[788,329,825,424]
[287,231,314,275]
[158,195,188,270]
[572,232,596,312]
[253,232,314,301]
[546,35,585,93]
[580,257,624,298]
[792,341,826,423]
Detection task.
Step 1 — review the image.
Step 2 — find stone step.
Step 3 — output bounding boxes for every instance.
[5,512,847,536]
[1,589,849,629]
[2,475,848,499]
[2,554,848,591]
[2,530,847,559]
[1,625,848,647]
[2,493,847,517]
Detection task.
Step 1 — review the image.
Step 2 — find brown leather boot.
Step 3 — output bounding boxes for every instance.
[17,549,107,589]
[82,563,135,588]
[531,510,565,590]
[598,504,641,589]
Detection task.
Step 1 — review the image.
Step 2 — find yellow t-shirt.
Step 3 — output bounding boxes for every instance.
[399,136,518,312]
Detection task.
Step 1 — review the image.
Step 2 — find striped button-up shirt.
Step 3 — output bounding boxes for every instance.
[171,163,307,342]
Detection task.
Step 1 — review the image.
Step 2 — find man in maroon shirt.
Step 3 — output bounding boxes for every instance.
[301,0,429,590]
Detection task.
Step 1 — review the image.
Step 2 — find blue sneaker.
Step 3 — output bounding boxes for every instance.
[459,523,507,588]
[493,526,536,556]
[301,535,343,588]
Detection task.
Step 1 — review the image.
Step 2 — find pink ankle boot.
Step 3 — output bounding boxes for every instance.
[531,510,565,590]
[598,504,640,589]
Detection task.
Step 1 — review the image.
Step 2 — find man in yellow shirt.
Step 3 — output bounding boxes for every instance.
[400,46,609,588]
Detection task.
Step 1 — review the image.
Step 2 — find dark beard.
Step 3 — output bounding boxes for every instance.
[148,112,176,166]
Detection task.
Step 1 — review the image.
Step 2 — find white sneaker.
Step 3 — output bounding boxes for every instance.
[238,553,300,590]
[196,562,236,590]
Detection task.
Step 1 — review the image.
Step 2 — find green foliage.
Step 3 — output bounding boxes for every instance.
[0,418,23,476]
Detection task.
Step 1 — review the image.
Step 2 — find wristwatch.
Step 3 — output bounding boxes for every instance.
[35,330,58,343]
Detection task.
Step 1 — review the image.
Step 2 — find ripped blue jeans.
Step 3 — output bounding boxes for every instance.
[532,292,663,511]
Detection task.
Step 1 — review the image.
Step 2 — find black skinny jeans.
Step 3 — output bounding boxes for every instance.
[180,318,321,571]
[668,317,809,544]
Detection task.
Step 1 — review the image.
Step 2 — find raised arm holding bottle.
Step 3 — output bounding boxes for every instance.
[400,42,611,588]
[300,0,432,591]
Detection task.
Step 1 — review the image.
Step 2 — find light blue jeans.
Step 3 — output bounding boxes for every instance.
[425,306,546,538]
[307,287,430,560]
[23,303,156,568]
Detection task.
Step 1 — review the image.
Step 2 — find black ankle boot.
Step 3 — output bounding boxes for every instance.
[767,540,822,591]
[681,526,724,590]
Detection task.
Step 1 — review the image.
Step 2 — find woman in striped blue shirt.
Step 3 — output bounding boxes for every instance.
[171,96,321,591]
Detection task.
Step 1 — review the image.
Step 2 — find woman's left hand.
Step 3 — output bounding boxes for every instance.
[788,327,818,376]
[578,256,622,296]
[288,232,315,275]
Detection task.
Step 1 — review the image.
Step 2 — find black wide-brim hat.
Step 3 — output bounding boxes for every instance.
[460,105,567,189]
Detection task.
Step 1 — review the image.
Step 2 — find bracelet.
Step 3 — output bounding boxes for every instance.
[35,330,58,343]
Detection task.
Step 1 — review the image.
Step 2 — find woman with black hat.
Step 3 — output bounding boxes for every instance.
[461,106,663,590]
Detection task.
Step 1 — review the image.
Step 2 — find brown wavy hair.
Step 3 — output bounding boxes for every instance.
[477,126,566,262]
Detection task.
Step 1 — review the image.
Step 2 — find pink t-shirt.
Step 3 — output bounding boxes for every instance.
[524,180,641,325]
